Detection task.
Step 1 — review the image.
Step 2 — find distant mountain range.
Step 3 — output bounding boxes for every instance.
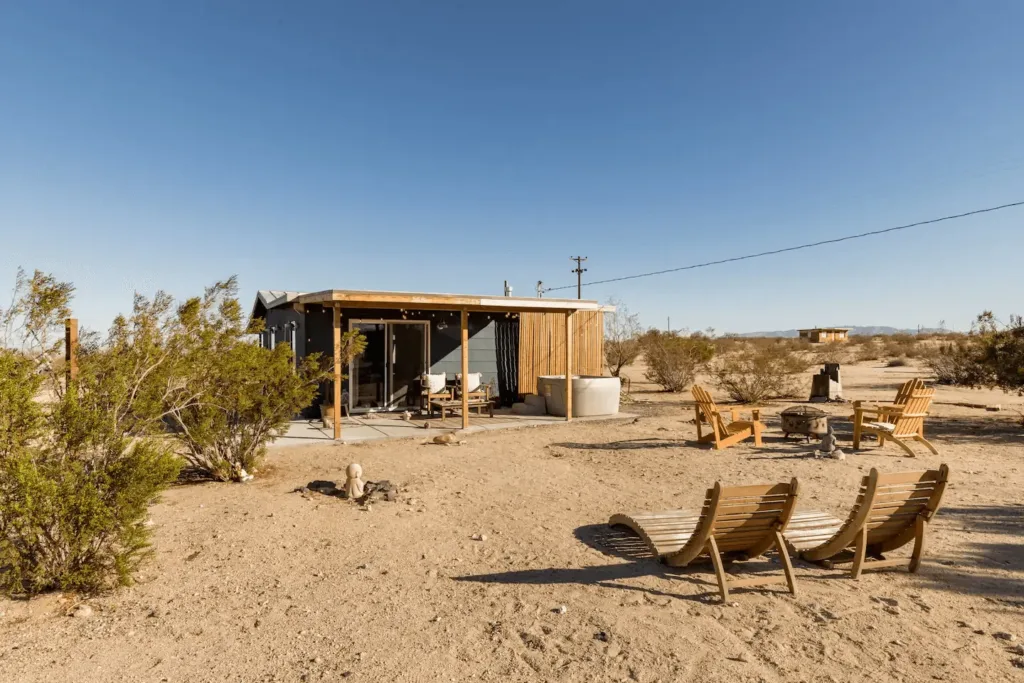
[728,326,944,338]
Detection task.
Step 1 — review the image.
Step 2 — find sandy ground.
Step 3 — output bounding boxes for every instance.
[2,359,1023,683]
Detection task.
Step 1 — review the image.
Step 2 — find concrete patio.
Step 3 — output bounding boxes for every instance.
[270,410,637,447]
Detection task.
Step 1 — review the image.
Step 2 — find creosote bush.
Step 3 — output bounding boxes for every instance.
[0,441,179,595]
[814,341,849,366]
[0,269,335,594]
[603,299,642,378]
[713,345,810,403]
[640,331,715,392]
[927,340,983,386]
[159,281,333,481]
[0,270,180,594]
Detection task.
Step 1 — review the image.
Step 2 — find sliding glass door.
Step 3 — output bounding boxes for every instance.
[349,320,429,412]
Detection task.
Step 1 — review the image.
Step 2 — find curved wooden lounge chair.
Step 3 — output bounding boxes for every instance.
[692,385,766,450]
[852,380,938,457]
[785,465,949,578]
[609,479,800,600]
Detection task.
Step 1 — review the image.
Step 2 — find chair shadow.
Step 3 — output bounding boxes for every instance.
[454,524,799,603]
[550,438,689,451]
[911,504,1024,602]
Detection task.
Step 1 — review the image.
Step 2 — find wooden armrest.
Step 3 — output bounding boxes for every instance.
[723,406,761,421]
[855,403,905,414]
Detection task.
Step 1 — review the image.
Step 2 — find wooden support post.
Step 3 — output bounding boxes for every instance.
[564,310,573,421]
[333,305,342,440]
[65,318,78,387]
[461,309,470,430]
[460,309,468,428]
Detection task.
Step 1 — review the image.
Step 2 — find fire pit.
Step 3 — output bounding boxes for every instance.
[780,406,829,440]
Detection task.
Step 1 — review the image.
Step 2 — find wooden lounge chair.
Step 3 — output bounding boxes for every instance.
[852,382,937,457]
[609,479,800,600]
[785,465,949,578]
[421,372,453,415]
[691,385,766,450]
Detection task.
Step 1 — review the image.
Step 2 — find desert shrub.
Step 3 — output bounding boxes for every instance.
[0,270,180,595]
[713,346,811,403]
[882,334,923,360]
[885,357,910,367]
[0,441,179,595]
[967,312,1024,394]
[168,342,326,480]
[814,341,849,366]
[854,340,882,362]
[640,331,715,392]
[0,349,45,460]
[603,299,642,377]
[712,334,745,355]
[155,279,336,481]
[927,339,983,385]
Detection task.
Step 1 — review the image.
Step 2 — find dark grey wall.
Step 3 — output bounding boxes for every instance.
[428,314,498,394]
[276,305,501,412]
[264,306,305,359]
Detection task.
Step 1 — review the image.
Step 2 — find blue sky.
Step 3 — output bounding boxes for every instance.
[2,1,1023,334]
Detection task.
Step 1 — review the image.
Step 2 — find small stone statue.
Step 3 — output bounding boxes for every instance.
[816,425,846,460]
[345,463,365,499]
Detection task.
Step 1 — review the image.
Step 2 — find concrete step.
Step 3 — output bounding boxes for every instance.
[511,401,546,416]
[522,394,547,408]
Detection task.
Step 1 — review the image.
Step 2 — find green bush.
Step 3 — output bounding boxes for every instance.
[814,341,849,366]
[0,270,182,595]
[0,441,179,595]
[640,331,715,392]
[970,312,1024,394]
[169,343,325,480]
[160,280,336,481]
[714,346,810,403]
[0,350,45,460]
[927,340,983,385]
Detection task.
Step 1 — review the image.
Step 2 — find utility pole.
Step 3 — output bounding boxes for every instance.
[503,280,513,297]
[570,256,588,299]
[536,281,544,298]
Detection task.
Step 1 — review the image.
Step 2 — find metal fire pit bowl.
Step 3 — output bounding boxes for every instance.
[780,406,829,439]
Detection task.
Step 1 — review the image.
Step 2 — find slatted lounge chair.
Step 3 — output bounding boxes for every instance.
[609,479,800,600]
[785,466,949,578]
[691,385,766,450]
[852,383,937,457]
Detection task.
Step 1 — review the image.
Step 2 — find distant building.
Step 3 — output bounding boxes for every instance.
[798,327,850,343]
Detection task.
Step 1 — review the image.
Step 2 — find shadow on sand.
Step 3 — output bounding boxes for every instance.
[910,503,1024,604]
[453,524,710,600]
[454,524,804,602]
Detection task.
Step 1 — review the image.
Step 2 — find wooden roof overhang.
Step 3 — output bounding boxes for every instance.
[293,289,608,314]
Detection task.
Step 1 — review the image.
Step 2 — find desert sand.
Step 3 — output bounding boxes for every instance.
[1,359,1023,682]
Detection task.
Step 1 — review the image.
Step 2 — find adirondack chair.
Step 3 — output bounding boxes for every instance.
[852,384,937,457]
[691,385,765,450]
[785,466,949,578]
[609,479,799,600]
[856,377,924,425]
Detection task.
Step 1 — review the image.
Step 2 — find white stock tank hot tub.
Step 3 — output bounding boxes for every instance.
[536,375,621,417]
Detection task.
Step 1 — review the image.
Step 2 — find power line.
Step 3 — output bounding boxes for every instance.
[543,200,1024,293]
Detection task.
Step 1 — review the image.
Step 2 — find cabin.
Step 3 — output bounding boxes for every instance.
[798,327,851,343]
[250,289,608,437]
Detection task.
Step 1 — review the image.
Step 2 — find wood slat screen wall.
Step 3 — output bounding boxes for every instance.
[517,311,604,395]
